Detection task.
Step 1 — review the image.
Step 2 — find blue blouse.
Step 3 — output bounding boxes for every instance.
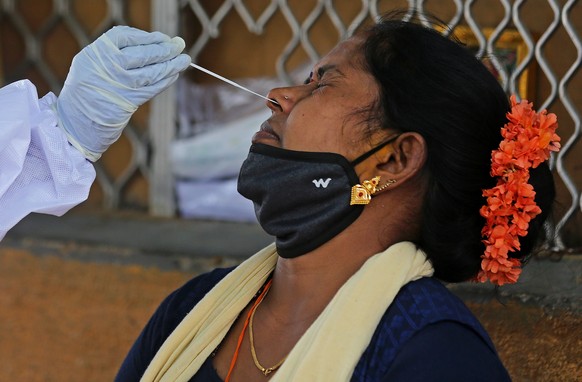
[115,267,511,381]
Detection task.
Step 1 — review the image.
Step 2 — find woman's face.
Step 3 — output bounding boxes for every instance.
[253,37,381,161]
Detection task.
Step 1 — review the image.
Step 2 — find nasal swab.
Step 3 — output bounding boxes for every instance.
[189,63,279,105]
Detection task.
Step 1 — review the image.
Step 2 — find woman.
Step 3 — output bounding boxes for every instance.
[116,16,559,382]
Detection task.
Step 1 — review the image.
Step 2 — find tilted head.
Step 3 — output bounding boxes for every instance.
[244,14,556,282]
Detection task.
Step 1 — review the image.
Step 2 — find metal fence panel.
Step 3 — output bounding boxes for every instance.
[1,0,579,250]
[173,0,581,250]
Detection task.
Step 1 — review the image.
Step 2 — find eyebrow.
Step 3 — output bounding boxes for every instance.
[303,64,343,84]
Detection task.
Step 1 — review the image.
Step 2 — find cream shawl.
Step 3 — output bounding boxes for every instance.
[141,241,434,382]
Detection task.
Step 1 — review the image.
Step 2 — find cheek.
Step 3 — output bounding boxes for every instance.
[283,112,343,152]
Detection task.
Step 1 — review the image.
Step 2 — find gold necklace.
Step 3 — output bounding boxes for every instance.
[248,282,287,376]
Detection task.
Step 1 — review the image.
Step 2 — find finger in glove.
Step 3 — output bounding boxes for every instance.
[120,36,187,69]
[127,54,191,88]
[105,25,171,49]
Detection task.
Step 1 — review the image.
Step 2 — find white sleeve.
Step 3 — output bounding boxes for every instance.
[0,80,96,241]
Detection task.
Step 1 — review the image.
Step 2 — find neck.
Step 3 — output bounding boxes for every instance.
[262,197,409,325]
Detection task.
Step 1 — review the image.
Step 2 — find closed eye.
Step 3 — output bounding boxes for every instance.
[303,70,328,89]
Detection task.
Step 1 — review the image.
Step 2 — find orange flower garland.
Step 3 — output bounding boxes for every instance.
[478,95,560,285]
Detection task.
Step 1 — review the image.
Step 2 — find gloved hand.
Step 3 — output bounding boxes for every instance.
[57,26,191,161]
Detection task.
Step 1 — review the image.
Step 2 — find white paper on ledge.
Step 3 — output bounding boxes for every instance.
[175,178,257,223]
[170,108,271,180]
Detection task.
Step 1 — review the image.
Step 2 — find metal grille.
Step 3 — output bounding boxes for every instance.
[0,0,150,210]
[1,0,580,250]
[166,0,582,250]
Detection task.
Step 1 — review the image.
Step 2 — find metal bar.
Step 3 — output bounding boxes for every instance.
[554,0,582,249]
[150,0,180,216]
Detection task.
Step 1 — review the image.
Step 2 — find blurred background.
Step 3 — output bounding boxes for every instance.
[1,0,581,242]
[0,0,581,381]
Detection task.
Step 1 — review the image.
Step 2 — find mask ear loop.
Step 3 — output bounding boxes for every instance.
[350,133,400,166]
[349,133,400,205]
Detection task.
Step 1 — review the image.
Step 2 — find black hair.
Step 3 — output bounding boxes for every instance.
[361,14,555,282]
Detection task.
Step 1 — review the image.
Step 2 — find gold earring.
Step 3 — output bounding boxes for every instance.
[374,179,397,193]
[350,176,396,205]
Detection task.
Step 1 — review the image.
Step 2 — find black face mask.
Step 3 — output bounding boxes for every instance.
[237,136,397,258]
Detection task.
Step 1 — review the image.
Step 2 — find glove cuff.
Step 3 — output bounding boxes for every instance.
[61,128,102,162]
[52,102,102,162]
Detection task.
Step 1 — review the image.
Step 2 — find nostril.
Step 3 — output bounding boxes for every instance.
[266,87,291,111]
[267,98,283,112]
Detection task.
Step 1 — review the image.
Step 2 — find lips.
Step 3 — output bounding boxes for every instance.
[252,120,280,144]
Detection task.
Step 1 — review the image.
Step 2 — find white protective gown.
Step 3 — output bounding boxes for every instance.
[0,80,96,241]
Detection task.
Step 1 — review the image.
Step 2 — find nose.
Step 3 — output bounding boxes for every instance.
[265,84,313,113]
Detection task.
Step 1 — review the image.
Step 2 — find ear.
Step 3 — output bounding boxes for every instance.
[360,132,427,187]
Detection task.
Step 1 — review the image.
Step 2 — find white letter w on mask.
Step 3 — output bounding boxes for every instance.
[312,178,332,188]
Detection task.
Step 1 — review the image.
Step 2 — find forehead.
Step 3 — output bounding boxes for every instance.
[315,37,365,71]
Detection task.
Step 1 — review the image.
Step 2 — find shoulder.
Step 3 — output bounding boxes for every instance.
[353,277,508,381]
[152,266,236,336]
[388,277,493,343]
[378,277,492,342]
[164,267,235,313]
[382,321,511,381]
[114,266,234,382]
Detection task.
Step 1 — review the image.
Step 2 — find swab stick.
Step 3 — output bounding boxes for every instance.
[189,63,279,105]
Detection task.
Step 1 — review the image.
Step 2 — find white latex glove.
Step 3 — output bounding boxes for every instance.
[57,26,191,161]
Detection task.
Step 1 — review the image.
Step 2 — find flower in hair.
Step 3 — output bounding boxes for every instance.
[478,95,560,285]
